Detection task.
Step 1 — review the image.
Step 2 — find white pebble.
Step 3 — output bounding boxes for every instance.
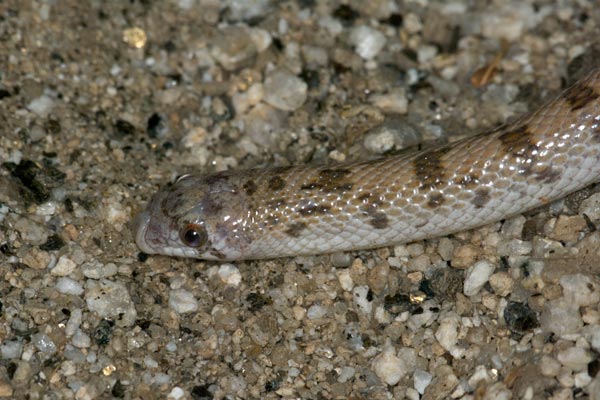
[0,340,23,359]
[349,25,386,60]
[560,274,600,307]
[263,69,307,111]
[218,264,242,287]
[463,260,495,296]
[169,289,198,314]
[307,304,328,319]
[27,94,55,117]
[72,329,91,348]
[336,269,354,291]
[557,347,592,371]
[85,279,137,327]
[413,369,432,394]
[32,333,57,354]
[353,285,372,315]
[55,277,84,295]
[540,298,582,336]
[372,345,407,385]
[435,312,460,351]
[168,387,185,400]
[51,256,77,276]
[82,261,118,279]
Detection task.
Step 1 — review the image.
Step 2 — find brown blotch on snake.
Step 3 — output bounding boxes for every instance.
[534,166,561,184]
[455,174,481,188]
[413,148,450,189]
[369,212,390,229]
[285,222,307,237]
[297,204,331,216]
[472,188,491,208]
[427,192,446,209]
[563,81,599,111]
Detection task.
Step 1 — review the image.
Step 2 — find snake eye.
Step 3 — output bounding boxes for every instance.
[180,224,207,248]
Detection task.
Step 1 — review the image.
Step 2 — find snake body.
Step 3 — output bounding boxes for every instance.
[133,68,600,261]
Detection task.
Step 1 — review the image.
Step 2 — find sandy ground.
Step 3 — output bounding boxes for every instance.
[1,0,600,399]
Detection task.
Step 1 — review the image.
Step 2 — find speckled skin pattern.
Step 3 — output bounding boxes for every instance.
[133,68,600,261]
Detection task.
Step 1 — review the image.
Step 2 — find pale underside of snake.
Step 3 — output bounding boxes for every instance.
[133,68,600,261]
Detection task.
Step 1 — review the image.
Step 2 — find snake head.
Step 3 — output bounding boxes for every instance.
[132,173,253,260]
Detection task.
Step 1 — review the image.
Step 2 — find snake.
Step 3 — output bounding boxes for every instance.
[133,68,600,261]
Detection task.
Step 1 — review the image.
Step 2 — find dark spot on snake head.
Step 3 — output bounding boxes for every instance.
[210,248,227,260]
[243,179,257,195]
[271,166,294,174]
[202,196,223,214]
[472,188,491,208]
[268,176,286,191]
[203,171,230,185]
[413,148,450,189]
[427,192,446,209]
[285,222,307,237]
[562,80,600,111]
[369,212,389,229]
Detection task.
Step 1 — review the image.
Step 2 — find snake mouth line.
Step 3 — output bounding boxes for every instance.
[132,209,156,255]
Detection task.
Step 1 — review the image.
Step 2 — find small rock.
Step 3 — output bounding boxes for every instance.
[463,260,495,296]
[353,285,373,315]
[27,94,55,117]
[169,289,198,314]
[211,26,258,71]
[539,355,561,377]
[0,340,23,359]
[540,298,582,336]
[31,333,57,354]
[336,269,354,291]
[307,304,328,319]
[557,347,592,371]
[560,274,599,307]
[489,272,514,297]
[72,329,91,348]
[451,244,479,269]
[548,215,587,243]
[56,277,84,295]
[414,369,432,394]
[349,25,386,60]
[503,302,538,334]
[369,89,408,114]
[435,312,459,351]
[85,279,137,327]
[367,263,390,295]
[82,261,118,279]
[372,345,407,385]
[0,381,13,397]
[51,255,77,276]
[263,69,307,111]
[579,193,600,222]
[218,264,242,287]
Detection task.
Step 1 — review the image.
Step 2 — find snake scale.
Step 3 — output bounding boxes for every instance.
[133,68,600,261]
